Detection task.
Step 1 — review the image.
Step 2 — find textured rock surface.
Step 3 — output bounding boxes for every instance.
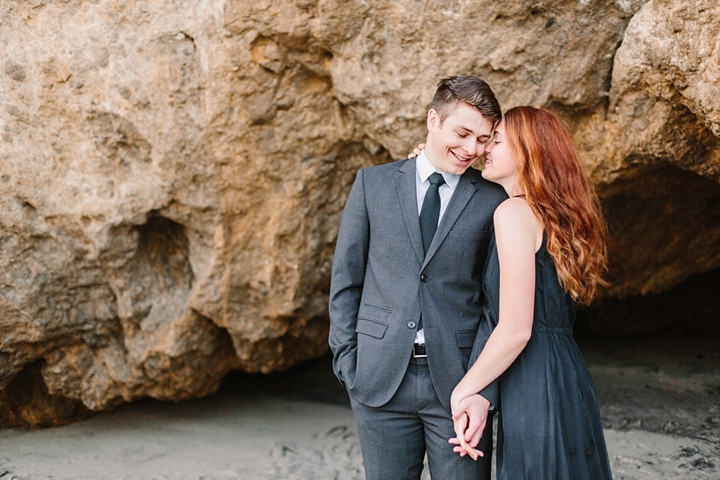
[579,0,720,298]
[0,0,718,425]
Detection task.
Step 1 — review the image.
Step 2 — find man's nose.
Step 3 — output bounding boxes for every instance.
[461,137,479,156]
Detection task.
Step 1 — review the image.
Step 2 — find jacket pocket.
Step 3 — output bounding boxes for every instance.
[356,318,389,339]
[359,303,392,316]
[456,330,476,348]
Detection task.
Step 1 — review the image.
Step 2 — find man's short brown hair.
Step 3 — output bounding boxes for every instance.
[429,75,501,124]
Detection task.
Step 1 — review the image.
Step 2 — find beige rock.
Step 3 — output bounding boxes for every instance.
[579,0,720,298]
[0,0,718,425]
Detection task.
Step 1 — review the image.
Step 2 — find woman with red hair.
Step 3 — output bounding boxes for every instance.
[449,106,612,479]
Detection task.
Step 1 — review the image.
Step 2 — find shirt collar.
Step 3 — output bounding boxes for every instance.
[416,150,461,189]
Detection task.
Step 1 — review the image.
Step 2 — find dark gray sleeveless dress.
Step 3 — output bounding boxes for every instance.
[483,235,613,479]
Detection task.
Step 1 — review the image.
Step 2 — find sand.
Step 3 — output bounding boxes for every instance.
[0,333,718,479]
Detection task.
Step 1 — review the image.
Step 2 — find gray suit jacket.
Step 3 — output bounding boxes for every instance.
[328,158,507,411]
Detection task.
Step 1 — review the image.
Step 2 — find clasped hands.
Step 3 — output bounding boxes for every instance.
[449,393,490,461]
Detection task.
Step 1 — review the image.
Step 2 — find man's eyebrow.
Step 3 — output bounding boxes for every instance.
[456,125,476,134]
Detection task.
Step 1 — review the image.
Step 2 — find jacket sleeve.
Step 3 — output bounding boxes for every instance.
[469,316,500,408]
[469,218,501,408]
[328,169,370,385]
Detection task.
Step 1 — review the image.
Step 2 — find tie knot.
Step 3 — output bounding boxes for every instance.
[429,172,445,187]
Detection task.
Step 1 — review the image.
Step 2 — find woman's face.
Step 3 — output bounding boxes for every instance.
[481,119,518,193]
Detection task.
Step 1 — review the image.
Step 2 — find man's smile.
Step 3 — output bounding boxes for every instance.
[451,150,474,163]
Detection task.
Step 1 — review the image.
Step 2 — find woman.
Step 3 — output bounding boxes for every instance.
[417,106,612,479]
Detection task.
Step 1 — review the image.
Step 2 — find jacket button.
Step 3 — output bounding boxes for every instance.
[407,321,416,329]
[420,274,428,282]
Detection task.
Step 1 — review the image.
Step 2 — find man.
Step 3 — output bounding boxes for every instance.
[329,75,507,480]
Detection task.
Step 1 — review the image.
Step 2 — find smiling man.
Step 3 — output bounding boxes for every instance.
[329,76,508,480]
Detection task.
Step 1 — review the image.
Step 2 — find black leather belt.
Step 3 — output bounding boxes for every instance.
[413,343,427,358]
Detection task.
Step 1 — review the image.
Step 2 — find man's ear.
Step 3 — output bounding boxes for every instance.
[427,109,439,132]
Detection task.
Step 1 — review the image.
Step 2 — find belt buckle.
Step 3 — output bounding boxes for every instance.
[413,344,427,358]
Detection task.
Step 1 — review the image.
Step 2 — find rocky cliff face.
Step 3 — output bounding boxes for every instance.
[1,0,718,426]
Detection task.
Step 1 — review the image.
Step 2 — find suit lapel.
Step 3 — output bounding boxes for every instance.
[396,159,425,265]
[422,170,479,270]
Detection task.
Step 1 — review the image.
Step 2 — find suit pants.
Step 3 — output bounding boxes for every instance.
[349,356,493,480]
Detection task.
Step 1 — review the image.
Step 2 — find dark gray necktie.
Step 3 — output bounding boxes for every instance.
[420,172,446,255]
[417,172,445,339]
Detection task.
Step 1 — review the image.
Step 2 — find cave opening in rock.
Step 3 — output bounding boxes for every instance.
[577,266,720,338]
[587,161,720,338]
[0,361,90,429]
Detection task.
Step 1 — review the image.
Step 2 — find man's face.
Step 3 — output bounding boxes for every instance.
[424,101,494,175]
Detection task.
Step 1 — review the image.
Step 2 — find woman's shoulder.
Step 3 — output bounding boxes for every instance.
[494,197,543,246]
[494,197,535,222]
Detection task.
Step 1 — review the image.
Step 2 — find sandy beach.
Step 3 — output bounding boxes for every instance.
[1,333,718,480]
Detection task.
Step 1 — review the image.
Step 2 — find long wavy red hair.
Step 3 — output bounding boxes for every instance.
[503,106,608,304]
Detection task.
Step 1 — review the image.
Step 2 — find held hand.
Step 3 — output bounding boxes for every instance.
[449,391,490,460]
[407,143,427,159]
[457,394,490,448]
[454,411,469,452]
[449,412,483,460]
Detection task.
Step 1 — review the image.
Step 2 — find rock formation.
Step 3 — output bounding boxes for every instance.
[0,0,718,426]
